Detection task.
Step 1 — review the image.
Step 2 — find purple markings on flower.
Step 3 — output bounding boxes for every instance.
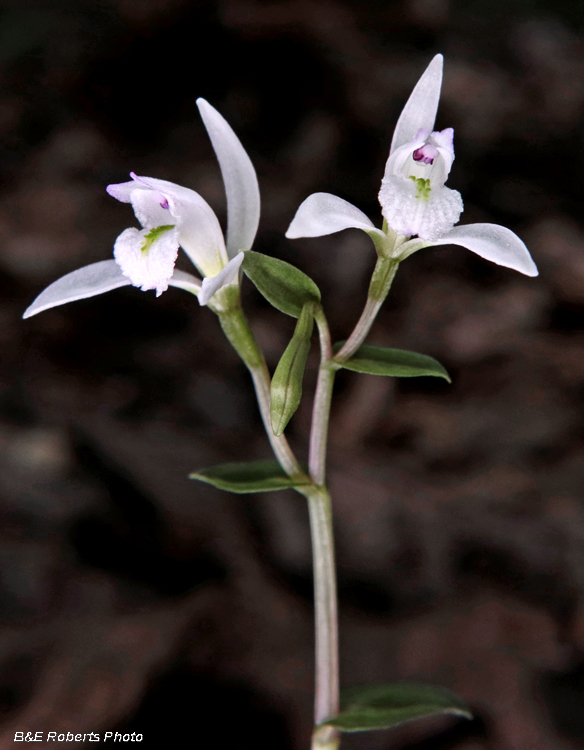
[160,197,170,209]
[413,143,438,164]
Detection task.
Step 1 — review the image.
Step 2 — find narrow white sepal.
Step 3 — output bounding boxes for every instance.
[198,251,244,306]
[23,262,204,319]
[286,192,385,239]
[23,260,131,318]
[428,223,539,277]
[197,98,260,258]
[390,54,443,154]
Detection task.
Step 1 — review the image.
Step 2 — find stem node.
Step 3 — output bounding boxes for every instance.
[311,723,340,750]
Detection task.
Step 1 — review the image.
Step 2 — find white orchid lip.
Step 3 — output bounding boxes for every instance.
[113,223,179,297]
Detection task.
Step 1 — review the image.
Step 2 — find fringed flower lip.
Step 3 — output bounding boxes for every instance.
[24,99,260,319]
[286,54,538,278]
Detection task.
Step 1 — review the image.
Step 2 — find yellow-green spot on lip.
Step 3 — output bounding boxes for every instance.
[141,224,175,254]
[409,176,431,201]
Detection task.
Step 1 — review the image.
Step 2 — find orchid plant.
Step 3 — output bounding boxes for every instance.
[24,55,537,750]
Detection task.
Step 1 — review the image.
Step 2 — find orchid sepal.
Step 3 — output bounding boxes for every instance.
[390,54,443,154]
[199,252,245,308]
[424,223,538,276]
[196,99,260,258]
[395,221,539,276]
[285,192,402,260]
[22,260,202,319]
[286,192,386,241]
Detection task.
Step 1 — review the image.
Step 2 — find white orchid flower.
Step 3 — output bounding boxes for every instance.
[286,54,538,277]
[23,99,260,318]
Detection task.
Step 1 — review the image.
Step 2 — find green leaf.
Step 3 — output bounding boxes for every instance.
[271,303,315,436]
[333,343,450,382]
[322,682,472,733]
[189,459,310,493]
[242,250,321,318]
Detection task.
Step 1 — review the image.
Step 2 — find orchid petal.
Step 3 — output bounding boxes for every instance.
[197,99,260,258]
[286,193,385,240]
[106,180,137,203]
[129,175,228,277]
[432,127,454,154]
[198,251,244,306]
[428,223,538,276]
[23,260,132,318]
[383,129,454,200]
[130,188,175,229]
[390,54,443,154]
[385,135,428,179]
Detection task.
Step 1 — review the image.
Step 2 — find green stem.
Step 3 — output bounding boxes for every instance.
[303,484,340,750]
[300,307,340,748]
[219,304,307,481]
[333,256,399,363]
[309,308,336,486]
[221,300,340,746]
[304,253,401,747]
[219,252,400,750]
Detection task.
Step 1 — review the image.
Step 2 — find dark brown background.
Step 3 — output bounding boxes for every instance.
[0,0,583,747]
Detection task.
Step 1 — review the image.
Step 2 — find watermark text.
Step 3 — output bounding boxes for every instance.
[14,732,143,742]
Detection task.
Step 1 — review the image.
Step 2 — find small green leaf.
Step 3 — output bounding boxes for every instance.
[271,303,315,436]
[333,343,450,382]
[190,459,310,493]
[322,682,472,733]
[242,250,321,318]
